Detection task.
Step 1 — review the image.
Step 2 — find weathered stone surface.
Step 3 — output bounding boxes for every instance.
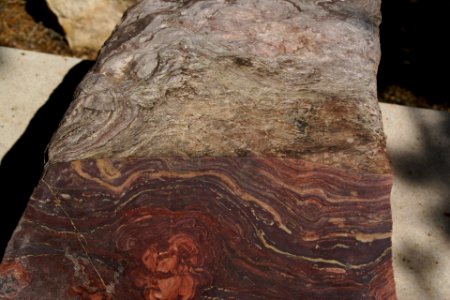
[48,0,387,174]
[1,0,396,299]
[46,0,136,51]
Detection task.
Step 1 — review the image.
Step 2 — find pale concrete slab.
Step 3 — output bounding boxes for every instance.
[0,46,449,299]
[0,46,81,159]
[381,103,450,300]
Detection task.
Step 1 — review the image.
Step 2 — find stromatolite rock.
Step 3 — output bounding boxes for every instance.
[1,0,396,299]
[2,157,394,299]
[49,0,387,174]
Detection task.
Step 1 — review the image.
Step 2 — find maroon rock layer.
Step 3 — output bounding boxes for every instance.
[1,157,394,299]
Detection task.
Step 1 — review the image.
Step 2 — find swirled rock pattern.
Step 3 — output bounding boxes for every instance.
[1,157,394,299]
[1,0,396,298]
[48,0,388,174]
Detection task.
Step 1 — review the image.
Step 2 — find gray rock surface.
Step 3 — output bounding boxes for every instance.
[49,0,386,174]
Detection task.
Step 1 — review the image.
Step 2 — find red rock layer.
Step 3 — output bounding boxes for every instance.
[1,156,394,299]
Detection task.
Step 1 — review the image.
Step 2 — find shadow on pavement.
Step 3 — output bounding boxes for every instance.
[390,109,450,235]
[388,107,450,298]
[0,60,94,259]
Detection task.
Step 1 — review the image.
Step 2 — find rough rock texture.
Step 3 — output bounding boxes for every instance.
[1,157,394,299]
[46,0,136,51]
[1,0,396,299]
[48,0,387,174]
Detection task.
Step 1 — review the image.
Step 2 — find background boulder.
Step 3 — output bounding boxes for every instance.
[46,0,136,52]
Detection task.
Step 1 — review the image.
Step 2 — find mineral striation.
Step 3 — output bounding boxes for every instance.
[1,0,396,299]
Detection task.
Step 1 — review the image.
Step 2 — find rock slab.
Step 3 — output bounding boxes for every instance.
[1,0,396,299]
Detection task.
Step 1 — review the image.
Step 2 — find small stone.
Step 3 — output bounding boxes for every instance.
[46,0,136,51]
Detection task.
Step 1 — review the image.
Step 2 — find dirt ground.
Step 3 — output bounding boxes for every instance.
[0,0,96,59]
[0,0,449,111]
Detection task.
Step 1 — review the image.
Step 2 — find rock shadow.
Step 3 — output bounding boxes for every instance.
[0,60,94,259]
[25,0,65,37]
[389,109,450,237]
[388,107,450,297]
[378,0,450,107]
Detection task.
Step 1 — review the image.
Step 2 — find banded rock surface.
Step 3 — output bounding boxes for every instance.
[1,0,396,299]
